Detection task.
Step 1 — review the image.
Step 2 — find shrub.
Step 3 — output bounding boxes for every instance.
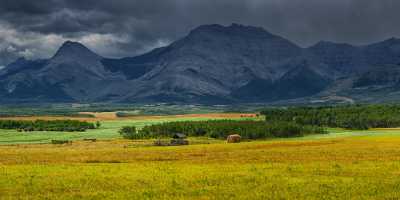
[95,121,101,128]
[51,140,72,144]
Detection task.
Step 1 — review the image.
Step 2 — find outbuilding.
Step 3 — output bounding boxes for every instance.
[172,133,187,139]
[171,133,189,145]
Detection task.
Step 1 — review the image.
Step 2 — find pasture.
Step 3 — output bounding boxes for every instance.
[0,113,257,145]
[1,130,400,199]
[0,109,400,199]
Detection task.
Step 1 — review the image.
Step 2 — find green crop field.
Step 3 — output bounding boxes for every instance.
[1,108,400,199]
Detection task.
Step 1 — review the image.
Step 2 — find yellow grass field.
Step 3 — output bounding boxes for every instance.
[1,132,400,199]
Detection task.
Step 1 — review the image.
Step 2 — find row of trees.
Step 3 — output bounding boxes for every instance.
[120,120,326,140]
[261,104,400,130]
[119,126,144,139]
[0,120,98,132]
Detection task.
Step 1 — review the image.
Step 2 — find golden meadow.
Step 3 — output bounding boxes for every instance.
[0,112,400,199]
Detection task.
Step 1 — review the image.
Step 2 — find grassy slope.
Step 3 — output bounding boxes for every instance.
[1,132,400,199]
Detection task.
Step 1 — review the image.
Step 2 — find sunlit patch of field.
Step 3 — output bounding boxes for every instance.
[0,112,258,122]
[371,128,400,131]
[139,113,255,119]
[82,112,258,121]
[1,133,400,199]
[79,111,118,120]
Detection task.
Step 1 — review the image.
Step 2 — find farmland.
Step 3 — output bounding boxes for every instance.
[1,129,400,199]
[0,113,257,145]
[1,105,400,199]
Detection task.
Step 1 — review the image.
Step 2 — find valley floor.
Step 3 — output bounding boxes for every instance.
[0,113,400,199]
[1,129,400,199]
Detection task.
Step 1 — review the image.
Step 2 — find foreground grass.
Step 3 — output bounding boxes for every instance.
[1,133,400,199]
[1,113,400,199]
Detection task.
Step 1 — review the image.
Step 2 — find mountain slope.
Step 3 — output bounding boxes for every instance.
[112,24,314,103]
[231,61,331,102]
[1,24,400,104]
[0,41,128,102]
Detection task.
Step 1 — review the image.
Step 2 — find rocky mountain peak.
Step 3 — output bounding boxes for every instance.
[52,41,101,60]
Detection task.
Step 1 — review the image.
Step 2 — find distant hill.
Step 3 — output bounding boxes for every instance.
[1,23,400,104]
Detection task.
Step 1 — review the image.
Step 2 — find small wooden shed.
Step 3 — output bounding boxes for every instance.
[170,133,189,145]
[172,133,187,139]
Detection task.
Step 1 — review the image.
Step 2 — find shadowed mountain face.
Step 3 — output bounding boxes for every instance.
[0,41,128,103]
[1,24,400,104]
[231,62,331,102]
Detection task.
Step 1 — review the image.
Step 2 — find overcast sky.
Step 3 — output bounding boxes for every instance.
[0,0,399,66]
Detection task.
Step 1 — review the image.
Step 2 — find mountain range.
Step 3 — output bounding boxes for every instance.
[1,23,400,104]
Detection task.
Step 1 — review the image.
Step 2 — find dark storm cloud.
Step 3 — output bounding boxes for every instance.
[0,0,400,65]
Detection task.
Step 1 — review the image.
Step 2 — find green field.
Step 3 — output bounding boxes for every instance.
[0,114,258,145]
[1,110,400,199]
[0,118,393,145]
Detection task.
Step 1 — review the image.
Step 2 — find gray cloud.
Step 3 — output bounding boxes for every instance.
[0,0,399,65]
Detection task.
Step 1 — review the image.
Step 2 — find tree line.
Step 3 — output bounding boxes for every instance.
[119,120,326,140]
[261,104,400,130]
[0,120,98,132]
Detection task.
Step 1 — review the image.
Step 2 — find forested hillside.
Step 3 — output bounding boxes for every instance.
[261,105,400,129]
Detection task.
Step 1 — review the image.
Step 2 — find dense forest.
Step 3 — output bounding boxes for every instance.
[120,120,326,140]
[0,120,97,132]
[261,105,400,130]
